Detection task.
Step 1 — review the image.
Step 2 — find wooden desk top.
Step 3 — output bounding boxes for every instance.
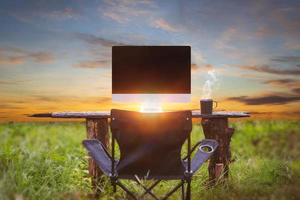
[30,110,250,119]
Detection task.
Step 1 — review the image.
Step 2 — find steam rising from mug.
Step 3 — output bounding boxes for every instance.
[202,69,218,99]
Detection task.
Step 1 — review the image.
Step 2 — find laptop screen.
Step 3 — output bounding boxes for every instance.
[112,46,191,102]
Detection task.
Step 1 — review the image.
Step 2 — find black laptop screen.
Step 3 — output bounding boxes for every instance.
[112,46,191,94]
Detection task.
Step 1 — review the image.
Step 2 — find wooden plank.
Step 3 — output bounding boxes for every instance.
[53,111,110,118]
[29,112,110,118]
[192,110,250,118]
[29,110,250,119]
[86,118,109,196]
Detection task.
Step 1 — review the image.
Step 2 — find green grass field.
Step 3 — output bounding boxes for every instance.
[0,121,299,200]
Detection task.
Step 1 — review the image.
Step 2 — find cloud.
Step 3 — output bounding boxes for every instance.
[191,64,198,71]
[263,79,296,85]
[74,60,110,69]
[29,95,112,105]
[0,56,24,65]
[263,79,300,94]
[214,27,238,50]
[191,63,213,72]
[0,47,54,65]
[7,2,81,23]
[240,65,300,75]
[95,97,112,104]
[44,7,80,20]
[0,104,22,109]
[271,7,300,50]
[292,88,300,94]
[255,26,274,37]
[191,49,205,65]
[271,56,300,63]
[103,12,125,23]
[227,94,300,105]
[0,79,32,85]
[284,39,300,50]
[254,5,300,50]
[100,0,153,23]
[76,33,126,47]
[29,52,54,63]
[152,18,178,32]
[30,95,63,102]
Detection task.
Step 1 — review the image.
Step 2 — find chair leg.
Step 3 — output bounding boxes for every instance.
[185,180,191,200]
[111,177,117,193]
[113,182,117,193]
[181,180,185,200]
[116,181,138,200]
[162,182,184,200]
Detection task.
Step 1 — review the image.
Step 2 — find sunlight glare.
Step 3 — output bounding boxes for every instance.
[140,101,163,113]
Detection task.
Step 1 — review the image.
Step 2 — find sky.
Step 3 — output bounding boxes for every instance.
[0,0,299,121]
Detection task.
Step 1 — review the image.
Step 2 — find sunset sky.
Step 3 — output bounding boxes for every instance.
[0,0,299,121]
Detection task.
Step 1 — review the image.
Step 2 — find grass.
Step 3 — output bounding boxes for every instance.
[0,120,299,200]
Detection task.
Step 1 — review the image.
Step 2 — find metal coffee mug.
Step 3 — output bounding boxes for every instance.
[200,99,218,114]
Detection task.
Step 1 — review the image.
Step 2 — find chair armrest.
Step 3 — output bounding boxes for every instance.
[190,139,218,173]
[82,139,116,176]
[182,140,203,160]
[100,142,112,159]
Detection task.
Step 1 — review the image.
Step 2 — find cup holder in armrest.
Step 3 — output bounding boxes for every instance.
[199,144,214,153]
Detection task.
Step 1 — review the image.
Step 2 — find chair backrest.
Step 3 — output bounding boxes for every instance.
[110,109,192,179]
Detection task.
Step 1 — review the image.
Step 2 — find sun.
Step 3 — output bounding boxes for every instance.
[139,101,163,113]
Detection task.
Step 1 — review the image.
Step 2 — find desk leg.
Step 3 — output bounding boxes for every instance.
[201,118,235,185]
[86,118,109,196]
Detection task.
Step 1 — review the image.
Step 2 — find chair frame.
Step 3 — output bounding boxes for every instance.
[83,110,218,200]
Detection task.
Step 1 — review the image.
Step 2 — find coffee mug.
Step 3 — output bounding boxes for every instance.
[200,99,218,114]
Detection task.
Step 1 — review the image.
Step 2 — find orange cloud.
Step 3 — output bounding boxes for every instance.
[152,18,178,32]
[263,79,300,89]
[0,55,24,65]
[0,79,32,85]
[191,63,214,72]
[29,52,54,63]
[240,65,300,75]
[226,93,300,105]
[263,79,295,85]
[0,47,54,65]
[292,88,300,94]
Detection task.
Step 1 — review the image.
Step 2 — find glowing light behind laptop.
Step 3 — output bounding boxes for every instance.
[140,100,163,113]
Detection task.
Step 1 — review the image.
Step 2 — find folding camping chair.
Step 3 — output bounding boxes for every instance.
[83,109,218,200]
